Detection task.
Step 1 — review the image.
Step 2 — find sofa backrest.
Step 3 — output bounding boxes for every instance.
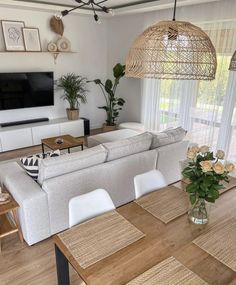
[150,127,186,149]
[37,145,107,185]
[103,132,153,161]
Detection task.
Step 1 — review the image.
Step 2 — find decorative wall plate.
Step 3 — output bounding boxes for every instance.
[47,42,58,52]
[57,37,71,52]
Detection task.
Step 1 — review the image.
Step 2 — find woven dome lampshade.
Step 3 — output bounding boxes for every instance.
[229,50,236,71]
[125,1,217,80]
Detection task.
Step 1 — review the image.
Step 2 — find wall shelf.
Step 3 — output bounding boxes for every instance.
[0,51,77,64]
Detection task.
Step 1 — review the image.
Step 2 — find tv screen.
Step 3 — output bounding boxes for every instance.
[0,72,54,110]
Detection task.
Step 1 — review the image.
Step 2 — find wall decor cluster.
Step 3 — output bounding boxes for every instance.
[1,20,41,51]
[47,16,71,53]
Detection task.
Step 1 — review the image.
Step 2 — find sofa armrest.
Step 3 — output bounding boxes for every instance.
[0,162,51,245]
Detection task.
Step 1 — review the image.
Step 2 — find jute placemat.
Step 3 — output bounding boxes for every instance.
[193,217,236,272]
[126,256,208,284]
[58,210,145,269]
[135,186,189,224]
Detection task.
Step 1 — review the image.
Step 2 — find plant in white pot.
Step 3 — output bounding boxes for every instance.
[57,73,88,120]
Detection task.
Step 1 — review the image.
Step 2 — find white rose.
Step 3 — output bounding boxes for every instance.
[199,145,210,154]
[213,162,225,174]
[200,161,212,172]
[216,150,225,159]
[190,145,200,153]
[187,150,196,160]
[225,162,235,173]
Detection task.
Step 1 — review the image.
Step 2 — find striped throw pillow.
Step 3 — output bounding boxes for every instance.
[21,150,60,180]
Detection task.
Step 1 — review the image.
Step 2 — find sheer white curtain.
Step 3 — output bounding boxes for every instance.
[141,20,236,161]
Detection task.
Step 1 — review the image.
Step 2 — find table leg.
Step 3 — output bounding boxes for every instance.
[55,245,70,285]
[81,144,84,151]
[68,148,70,154]
[42,143,45,154]
[12,209,23,243]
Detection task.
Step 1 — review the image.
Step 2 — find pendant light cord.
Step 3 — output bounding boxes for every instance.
[172,0,177,21]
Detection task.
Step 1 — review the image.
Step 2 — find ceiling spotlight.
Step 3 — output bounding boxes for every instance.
[94,14,101,24]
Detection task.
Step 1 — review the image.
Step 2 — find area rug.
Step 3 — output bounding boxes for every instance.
[126,256,208,284]
[58,210,145,269]
[135,186,189,224]
[193,217,236,272]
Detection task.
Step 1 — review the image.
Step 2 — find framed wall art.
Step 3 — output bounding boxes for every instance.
[22,28,41,51]
[1,20,25,51]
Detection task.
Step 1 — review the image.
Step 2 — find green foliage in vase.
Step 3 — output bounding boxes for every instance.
[182,146,235,205]
[90,63,126,126]
[57,73,88,110]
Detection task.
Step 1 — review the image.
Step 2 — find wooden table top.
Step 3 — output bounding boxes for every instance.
[0,185,19,215]
[54,185,236,285]
[41,134,84,150]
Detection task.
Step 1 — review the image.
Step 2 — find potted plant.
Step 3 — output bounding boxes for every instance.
[182,145,235,224]
[91,63,126,132]
[57,73,88,120]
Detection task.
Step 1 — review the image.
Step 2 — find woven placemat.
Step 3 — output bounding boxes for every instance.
[126,256,208,284]
[193,217,236,272]
[58,210,145,269]
[135,186,189,224]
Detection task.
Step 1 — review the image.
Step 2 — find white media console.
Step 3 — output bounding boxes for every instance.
[0,118,84,152]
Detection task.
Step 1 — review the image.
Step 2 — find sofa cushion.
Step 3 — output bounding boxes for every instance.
[102,132,153,162]
[20,150,60,181]
[151,127,186,149]
[37,145,107,185]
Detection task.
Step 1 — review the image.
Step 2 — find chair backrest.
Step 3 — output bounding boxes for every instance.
[69,188,115,227]
[134,170,167,199]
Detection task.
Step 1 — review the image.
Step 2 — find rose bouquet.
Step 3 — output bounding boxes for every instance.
[182,145,235,224]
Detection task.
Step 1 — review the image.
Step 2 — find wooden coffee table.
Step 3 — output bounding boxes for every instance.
[41,134,84,154]
[0,185,23,252]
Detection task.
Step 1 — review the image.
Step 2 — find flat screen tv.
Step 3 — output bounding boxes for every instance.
[0,72,54,110]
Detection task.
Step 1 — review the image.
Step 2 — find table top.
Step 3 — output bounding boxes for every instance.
[41,134,84,150]
[54,184,236,285]
[0,185,19,215]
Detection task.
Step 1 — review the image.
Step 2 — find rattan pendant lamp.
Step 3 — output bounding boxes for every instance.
[229,51,236,71]
[125,0,217,80]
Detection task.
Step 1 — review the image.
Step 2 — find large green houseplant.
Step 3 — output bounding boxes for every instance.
[91,63,126,131]
[57,73,88,120]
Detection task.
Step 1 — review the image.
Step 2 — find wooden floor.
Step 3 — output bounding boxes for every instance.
[0,234,82,285]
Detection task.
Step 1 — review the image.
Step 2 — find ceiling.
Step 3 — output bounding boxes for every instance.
[2,0,221,15]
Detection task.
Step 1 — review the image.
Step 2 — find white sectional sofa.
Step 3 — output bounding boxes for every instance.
[0,129,189,245]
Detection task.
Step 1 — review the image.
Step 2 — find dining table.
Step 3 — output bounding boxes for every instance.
[53,181,236,285]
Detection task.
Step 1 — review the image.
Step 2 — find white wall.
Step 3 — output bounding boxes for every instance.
[0,6,108,129]
[107,0,236,123]
[1,0,236,128]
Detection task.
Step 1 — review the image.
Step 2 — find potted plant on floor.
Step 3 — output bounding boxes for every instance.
[90,63,126,132]
[57,73,88,120]
[182,145,235,224]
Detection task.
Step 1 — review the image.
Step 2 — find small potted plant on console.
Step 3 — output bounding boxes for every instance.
[57,73,88,120]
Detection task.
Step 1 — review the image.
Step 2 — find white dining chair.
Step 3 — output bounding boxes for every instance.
[134,169,167,199]
[69,188,115,227]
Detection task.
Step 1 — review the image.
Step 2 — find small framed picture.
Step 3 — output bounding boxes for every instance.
[1,20,25,51]
[22,28,41,52]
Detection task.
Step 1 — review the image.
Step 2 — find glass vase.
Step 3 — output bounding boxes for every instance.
[188,198,209,225]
